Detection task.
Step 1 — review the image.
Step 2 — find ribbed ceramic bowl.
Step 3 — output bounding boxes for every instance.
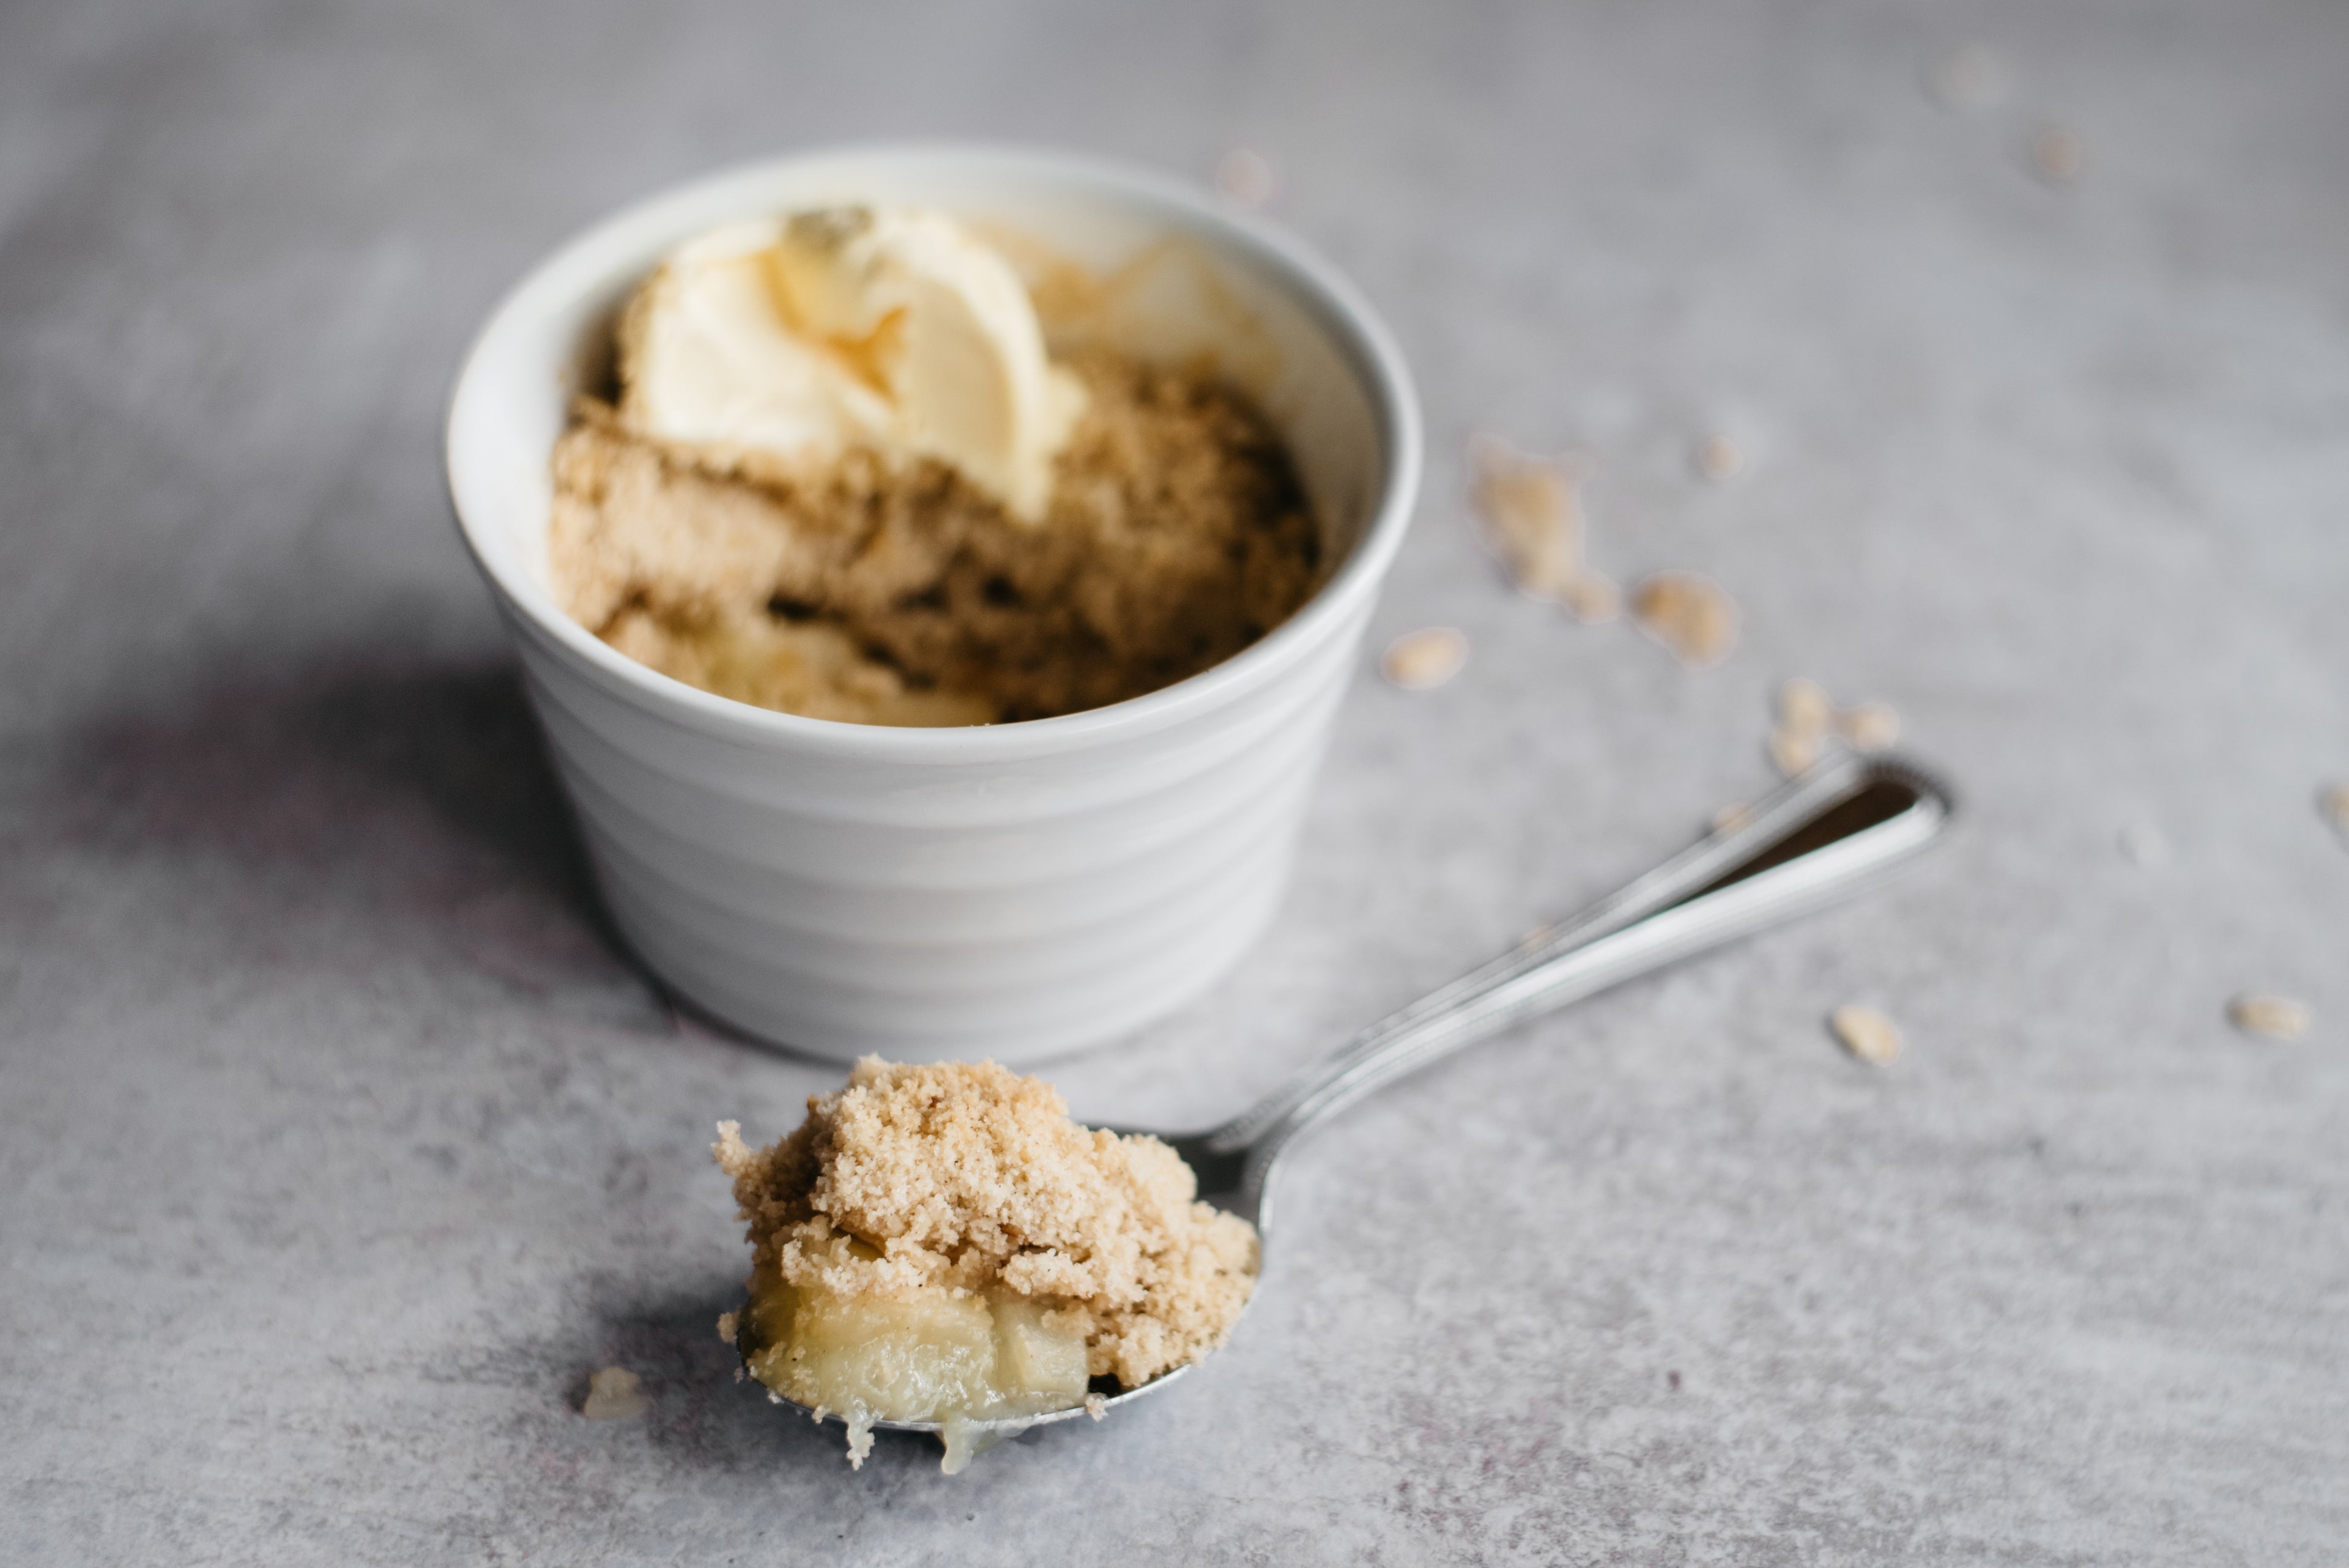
[445,145,1420,1064]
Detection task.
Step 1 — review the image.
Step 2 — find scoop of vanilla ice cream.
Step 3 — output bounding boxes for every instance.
[617,207,1085,522]
[617,220,894,461]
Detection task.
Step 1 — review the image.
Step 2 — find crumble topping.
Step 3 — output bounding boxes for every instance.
[714,1058,1258,1391]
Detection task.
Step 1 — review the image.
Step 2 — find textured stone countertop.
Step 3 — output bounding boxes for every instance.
[4,2,2345,1562]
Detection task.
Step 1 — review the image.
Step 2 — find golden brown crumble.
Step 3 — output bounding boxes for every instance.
[1631,571,1739,669]
[580,1367,647,1421]
[2226,994,2310,1041]
[1830,1004,1902,1065]
[1767,677,1901,777]
[714,1059,1258,1390]
[1468,434,1618,623]
[1379,626,1470,690]
[550,350,1321,725]
[1691,432,1747,484]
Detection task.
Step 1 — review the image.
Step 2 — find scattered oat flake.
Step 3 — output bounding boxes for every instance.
[1770,726,1821,778]
[1924,42,2009,111]
[1469,435,1610,613]
[1778,677,1833,739]
[1836,701,1901,753]
[1214,146,1278,209]
[1631,572,1739,669]
[1556,568,1622,625]
[2318,783,2349,844]
[1693,432,1747,484]
[2116,821,2170,870]
[1712,802,1754,835]
[1085,1392,1109,1421]
[716,1311,738,1345]
[2228,994,2310,1041]
[1831,1005,1902,1065]
[582,1367,648,1421]
[1381,627,1469,690]
[1770,678,1833,775]
[1469,435,1576,587]
[1767,681,1901,774]
[2031,125,2087,185]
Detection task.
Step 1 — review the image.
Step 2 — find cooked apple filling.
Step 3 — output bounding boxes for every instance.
[714,1059,1258,1471]
[733,1262,1094,1471]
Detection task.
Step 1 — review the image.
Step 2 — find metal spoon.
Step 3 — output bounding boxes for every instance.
[768,749,1954,1446]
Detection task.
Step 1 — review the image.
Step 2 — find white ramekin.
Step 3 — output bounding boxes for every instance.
[445,145,1420,1065]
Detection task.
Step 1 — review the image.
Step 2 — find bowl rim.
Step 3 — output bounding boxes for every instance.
[444,140,1422,763]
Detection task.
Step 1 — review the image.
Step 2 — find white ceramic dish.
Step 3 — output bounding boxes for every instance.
[445,145,1421,1064]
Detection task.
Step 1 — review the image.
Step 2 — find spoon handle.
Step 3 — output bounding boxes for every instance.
[1214,752,1955,1178]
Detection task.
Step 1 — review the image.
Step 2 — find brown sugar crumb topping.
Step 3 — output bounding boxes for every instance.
[1381,626,1470,690]
[2227,994,2310,1041]
[714,1058,1258,1391]
[1769,676,1902,777]
[552,349,1322,725]
[580,1367,648,1421]
[1631,571,1740,669]
[1830,1004,1902,1065]
[1691,432,1747,484]
[1469,435,1619,623]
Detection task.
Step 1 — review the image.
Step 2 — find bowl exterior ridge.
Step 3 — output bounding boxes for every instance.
[512,591,1369,1059]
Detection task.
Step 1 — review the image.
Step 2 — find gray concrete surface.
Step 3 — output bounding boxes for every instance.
[4,1,2346,1562]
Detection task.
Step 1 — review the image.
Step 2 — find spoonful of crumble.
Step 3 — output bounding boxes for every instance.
[716,750,1952,1471]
